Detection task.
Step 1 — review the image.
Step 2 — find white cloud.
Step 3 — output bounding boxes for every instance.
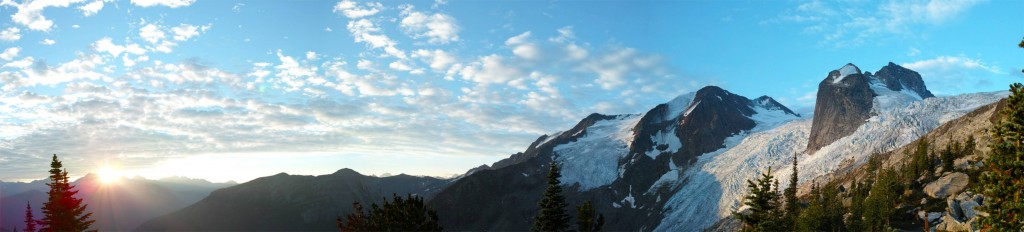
[78,0,104,16]
[412,49,457,71]
[333,0,381,19]
[40,39,55,45]
[1,0,85,31]
[505,31,531,46]
[0,47,20,60]
[399,9,460,44]
[139,24,167,44]
[0,27,21,41]
[306,51,318,60]
[93,37,126,57]
[171,24,210,41]
[459,55,523,85]
[130,0,195,8]
[512,43,541,60]
[902,55,1002,74]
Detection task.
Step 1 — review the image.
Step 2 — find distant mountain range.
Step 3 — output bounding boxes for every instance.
[135,169,450,231]
[0,175,234,231]
[8,62,1007,231]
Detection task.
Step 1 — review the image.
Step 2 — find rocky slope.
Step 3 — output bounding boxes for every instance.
[135,169,449,231]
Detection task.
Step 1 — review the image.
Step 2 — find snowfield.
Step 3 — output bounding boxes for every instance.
[553,114,641,191]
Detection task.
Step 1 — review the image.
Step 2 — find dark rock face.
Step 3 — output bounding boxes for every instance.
[673,86,758,165]
[807,64,876,154]
[136,169,449,231]
[874,62,935,98]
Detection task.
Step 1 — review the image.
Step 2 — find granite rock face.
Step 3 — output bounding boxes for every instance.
[874,62,935,98]
[807,64,875,154]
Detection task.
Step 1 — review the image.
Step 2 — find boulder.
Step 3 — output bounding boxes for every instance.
[935,214,971,232]
[924,172,969,199]
[954,157,976,170]
[961,200,981,220]
[947,196,963,221]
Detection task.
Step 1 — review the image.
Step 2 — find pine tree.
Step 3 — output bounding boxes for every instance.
[978,83,1024,230]
[797,184,824,231]
[336,194,443,231]
[783,154,800,229]
[964,135,977,157]
[847,178,865,232]
[40,154,94,232]
[941,144,955,172]
[735,167,783,231]
[863,167,898,231]
[532,161,570,232]
[575,200,603,232]
[24,202,37,232]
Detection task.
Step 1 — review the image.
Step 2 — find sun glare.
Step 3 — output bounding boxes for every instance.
[97,168,120,184]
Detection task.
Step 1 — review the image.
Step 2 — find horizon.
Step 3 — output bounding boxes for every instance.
[0,0,1022,183]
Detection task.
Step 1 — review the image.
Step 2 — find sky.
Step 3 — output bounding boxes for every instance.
[0,0,1020,183]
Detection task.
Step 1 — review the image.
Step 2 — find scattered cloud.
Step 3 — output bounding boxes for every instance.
[0,27,20,41]
[78,0,105,16]
[40,39,55,45]
[902,55,1008,95]
[399,6,460,44]
[130,0,196,8]
[0,47,20,60]
[769,0,986,48]
[333,0,381,19]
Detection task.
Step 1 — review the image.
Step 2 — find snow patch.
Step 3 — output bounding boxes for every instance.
[554,114,641,191]
[645,127,683,159]
[684,100,701,117]
[665,92,696,120]
[833,64,860,84]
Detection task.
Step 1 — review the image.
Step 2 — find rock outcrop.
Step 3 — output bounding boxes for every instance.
[924,172,969,199]
[807,64,875,154]
[874,62,935,98]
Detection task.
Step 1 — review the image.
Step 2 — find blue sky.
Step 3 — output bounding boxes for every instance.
[0,0,1020,182]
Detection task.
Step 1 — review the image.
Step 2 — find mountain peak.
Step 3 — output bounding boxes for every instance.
[332,168,362,176]
[830,63,862,84]
[753,96,799,117]
[874,62,935,98]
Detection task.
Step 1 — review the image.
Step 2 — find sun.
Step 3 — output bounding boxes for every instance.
[97,167,120,184]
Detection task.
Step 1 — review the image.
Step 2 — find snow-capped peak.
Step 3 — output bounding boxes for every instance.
[833,63,861,84]
[665,92,697,121]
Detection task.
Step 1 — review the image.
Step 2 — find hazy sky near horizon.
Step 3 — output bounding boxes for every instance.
[0,0,1020,182]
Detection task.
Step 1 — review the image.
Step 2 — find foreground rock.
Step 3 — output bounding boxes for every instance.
[924,172,968,199]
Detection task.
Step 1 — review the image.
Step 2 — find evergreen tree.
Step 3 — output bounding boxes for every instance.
[336,194,443,232]
[532,162,570,232]
[797,184,824,231]
[911,139,931,179]
[847,178,865,232]
[24,202,37,232]
[575,200,603,232]
[797,183,846,232]
[941,143,955,172]
[735,167,783,231]
[964,135,977,157]
[783,155,800,229]
[863,167,898,231]
[40,154,94,232]
[978,83,1024,230]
